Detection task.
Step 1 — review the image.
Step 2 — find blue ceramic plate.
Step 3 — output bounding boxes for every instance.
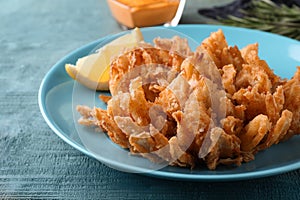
[38,25,300,181]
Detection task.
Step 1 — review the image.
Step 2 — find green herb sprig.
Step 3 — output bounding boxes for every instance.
[218,0,300,40]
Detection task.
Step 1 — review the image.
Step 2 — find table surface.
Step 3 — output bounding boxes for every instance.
[1,0,300,199]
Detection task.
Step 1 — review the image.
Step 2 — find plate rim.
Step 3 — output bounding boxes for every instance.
[38,24,300,181]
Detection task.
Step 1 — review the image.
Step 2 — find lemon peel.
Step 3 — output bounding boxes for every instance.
[65,27,143,91]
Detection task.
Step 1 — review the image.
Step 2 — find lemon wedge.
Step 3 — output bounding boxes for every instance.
[65,27,143,91]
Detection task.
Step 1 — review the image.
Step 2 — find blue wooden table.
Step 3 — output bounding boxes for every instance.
[1,0,300,199]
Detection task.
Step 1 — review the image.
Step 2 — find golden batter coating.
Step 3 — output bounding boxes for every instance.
[78,30,300,170]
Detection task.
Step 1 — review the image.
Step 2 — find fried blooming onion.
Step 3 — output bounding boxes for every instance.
[77,30,300,170]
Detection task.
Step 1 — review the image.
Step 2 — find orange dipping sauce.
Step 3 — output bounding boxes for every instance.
[107,0,180,28]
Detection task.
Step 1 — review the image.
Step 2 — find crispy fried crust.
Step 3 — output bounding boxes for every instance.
[78,30,300,170]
